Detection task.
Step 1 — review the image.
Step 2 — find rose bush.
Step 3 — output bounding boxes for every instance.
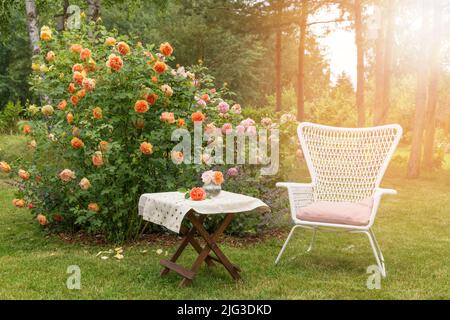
[5,19,256,241]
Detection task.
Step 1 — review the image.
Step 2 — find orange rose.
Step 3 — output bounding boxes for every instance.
[106,54,123,71]
[13,198,26,208]
[146,93,158,105]
[46,51,55,62]
[40,26,52,41]
[160,42,174,56]
[18,169,30,180]
[59,169,76,182]
[0,161,12,173]
[160,112,175,124]
[80,48,92,60]
[73,71,85,85]
[70,95,79,106]
[70,44,82,53]
[212,171,224,185]
[117,41,130,55]
[68,83,76,93]
[72,63,84,72]
[71,137,84,149]
[99,140,109,152]
[82,78,96,91]
[134,100,149,113]
[140,142,153,155]
[201,94,210,102]
[88,203,100,213]
[105,37,116,46]
[153,61,167,74]
[177,118,186,127]
[92,151,104,167]
[67,112,74,124]
[151,76,158,83]
[190,187,206,201]
[92,107,103,119]
[23,124,31,135]
[57,100,67,111]
[37,214,48,226]
[191,111,205,122]
[76,89,86,99]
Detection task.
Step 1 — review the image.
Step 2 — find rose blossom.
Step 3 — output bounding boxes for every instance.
[79,177,91,190]
[201,170,214,184]
[246,126,257,136]
[261,117,273,127]
[222,123,233,135]
[231,104,241,114]
[235,125,246,135]
[197,99,207,108]
[160,112,175,124]
[59,169,76,182]
[161,84,173,97]
[217,101,230,114]
[240,118,255,128]
[227,167,239,177]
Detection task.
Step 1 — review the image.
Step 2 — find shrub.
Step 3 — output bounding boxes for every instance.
[4,19,260,241]
[0,101,23,134]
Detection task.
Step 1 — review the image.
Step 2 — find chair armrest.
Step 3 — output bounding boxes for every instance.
[374,188,398,197]
[277,183,314,223]
[276,182,313,189]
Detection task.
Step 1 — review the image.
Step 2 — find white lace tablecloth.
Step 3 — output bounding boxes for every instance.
[138,191,270,233]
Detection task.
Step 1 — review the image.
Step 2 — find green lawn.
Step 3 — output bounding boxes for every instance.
[1,163,449,299]
[0,135,449,299]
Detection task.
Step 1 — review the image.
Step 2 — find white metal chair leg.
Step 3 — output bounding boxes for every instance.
[365,230,386,278]
[306,228,317,253]
[369,229,385,263]
[275,226,298,264]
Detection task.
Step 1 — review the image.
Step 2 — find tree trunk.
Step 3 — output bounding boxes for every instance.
[296,0,308,122]
[86,0,101,22]
[355,0,365,127]
[275,0,283,113]
[24,0,40,55]
[407,0,431,178]
[380,0,395,124]
[373,4,385,126]
[423,1,442,168]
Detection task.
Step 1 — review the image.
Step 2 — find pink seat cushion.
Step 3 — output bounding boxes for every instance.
[297,198,374,226]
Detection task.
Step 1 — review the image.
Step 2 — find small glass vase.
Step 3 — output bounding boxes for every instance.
[203,183,221,197]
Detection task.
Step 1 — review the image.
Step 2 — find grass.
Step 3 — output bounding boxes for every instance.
[0,136,449,299]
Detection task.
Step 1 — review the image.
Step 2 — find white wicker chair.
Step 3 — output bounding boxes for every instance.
[275,122,403,277]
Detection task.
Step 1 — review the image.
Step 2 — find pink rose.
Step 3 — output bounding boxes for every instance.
[236,125,246,135]
[231,104,241,114]
[261,117,272,127]
[222,123,233,135]
[227,167,239,177]
[246,126,257,136]
[217,101,230,114]
[240,118,255,128]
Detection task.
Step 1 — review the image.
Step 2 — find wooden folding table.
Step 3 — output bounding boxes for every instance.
[138,191,269,287]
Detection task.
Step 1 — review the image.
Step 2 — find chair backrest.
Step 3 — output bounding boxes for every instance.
[298,122,402,203]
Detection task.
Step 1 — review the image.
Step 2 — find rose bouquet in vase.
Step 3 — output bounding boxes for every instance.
[201,170,224,197]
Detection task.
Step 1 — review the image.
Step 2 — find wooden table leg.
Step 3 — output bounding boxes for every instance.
[178,213,241,287]
[161,215,215,277]
[188,213,241,280]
